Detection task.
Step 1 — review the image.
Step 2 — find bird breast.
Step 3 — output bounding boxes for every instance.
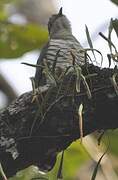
[45,39,85,70]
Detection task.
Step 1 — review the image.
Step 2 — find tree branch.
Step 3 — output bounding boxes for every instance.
[0,73,17,104]
[0,64,118,177]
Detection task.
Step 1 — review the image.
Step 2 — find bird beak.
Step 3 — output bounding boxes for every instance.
[58,7,63,15]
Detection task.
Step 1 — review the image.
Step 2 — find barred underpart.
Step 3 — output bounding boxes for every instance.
[46,39,85,69]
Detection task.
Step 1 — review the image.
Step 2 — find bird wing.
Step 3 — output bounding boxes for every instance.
[34,42,49,87]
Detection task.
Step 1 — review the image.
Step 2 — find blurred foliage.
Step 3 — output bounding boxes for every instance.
[9,165,48,180]
[0,0,48,59]
[103,129,118,156]
[0,22,48,58]
[0,0,18,21]
[48,142,90,180]
[0,0,17,3]
[110,0,118,5]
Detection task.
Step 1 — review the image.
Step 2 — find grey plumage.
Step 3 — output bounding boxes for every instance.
[35,7,85,88]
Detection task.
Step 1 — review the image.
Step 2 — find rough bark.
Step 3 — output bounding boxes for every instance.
[0,64,118,177]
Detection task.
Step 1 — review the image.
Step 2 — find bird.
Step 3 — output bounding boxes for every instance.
[34,7,85,88]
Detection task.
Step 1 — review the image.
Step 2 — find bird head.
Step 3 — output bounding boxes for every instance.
[48,7,72,38]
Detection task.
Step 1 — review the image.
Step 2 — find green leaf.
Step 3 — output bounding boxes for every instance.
[112,19,118,38]
[110,72,118,96]
[0,163,7,180]
[110,0,118,6]
[99,32,117,54]
[91,150,107,180]
[81,74,92,99]
[85,48,103,66]
[0,22,48,58]
[108,18,113,52]
[85,25,93,49]
[85,25,96,61]
[78,103,84,143]
[43,60,57,86]
[57,151,64,179]
[75,66,82,93]
[107,54,112,67]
